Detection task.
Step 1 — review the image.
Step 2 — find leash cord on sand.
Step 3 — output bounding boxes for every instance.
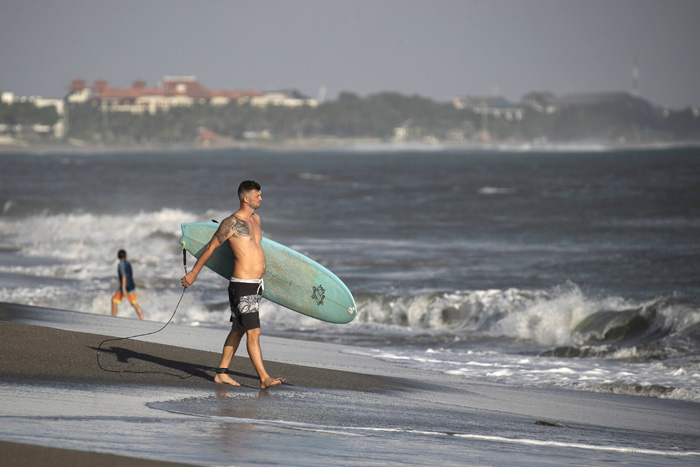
[96,244,191,378]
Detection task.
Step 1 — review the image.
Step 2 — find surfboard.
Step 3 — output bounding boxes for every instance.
[179,222,357,324]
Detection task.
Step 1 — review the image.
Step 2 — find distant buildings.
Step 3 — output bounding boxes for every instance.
[66,76,318,114]
[453,94,524,121]
[248,89,319,109]
[454,90,656,118]
[1,76,317,143]
[554,91,655,115]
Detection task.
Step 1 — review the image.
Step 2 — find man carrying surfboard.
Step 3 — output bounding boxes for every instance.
[180,180,285,390]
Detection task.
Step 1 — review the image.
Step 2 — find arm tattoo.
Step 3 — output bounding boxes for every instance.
[215,218,234,243]
[215,216,250,244]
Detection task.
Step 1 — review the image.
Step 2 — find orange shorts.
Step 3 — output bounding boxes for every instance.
[112,291,137,304]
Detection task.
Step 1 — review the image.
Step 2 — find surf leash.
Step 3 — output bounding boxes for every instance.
[96,241,192,378]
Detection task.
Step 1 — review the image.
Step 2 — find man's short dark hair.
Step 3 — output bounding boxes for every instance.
[238,180,261,201]
[118,249,127,260]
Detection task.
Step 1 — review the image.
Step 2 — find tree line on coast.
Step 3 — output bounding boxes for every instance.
[0,100,61,127]
[2,91,700,146]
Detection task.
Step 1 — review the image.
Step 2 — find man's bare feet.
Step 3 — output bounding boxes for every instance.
[214,369,241,386]
[261,377,285,390]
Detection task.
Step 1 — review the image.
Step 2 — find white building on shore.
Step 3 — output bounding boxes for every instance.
[65,76,317,115]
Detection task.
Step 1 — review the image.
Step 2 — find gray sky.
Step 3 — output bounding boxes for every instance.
[1,0,699,108]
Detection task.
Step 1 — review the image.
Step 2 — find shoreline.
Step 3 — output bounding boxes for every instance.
[2,137,700,155]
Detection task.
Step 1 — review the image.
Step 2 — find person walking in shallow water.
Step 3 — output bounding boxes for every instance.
[111,249,145,320]
[181,180,284,390]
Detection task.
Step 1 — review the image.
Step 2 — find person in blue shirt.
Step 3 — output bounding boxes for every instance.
[111,249,145,320]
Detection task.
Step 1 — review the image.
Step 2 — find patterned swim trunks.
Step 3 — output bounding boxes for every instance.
[112,291,137,304]
[228,278,263,332]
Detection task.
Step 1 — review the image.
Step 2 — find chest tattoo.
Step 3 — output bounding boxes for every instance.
[233,217,251,237]
[215,216,254,244]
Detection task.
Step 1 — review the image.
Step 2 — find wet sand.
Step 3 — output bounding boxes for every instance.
[0,321,399,466]
[0,321,397,391]
[0,439,196,467]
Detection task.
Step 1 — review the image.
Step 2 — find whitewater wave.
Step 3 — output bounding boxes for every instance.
[346,283,700,361]
[0,208,227,320]
[346,344,700,402]
[1,208,201,261]
[478,186,516,195]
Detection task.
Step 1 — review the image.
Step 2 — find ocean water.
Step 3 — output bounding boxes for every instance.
[1,146,699,402]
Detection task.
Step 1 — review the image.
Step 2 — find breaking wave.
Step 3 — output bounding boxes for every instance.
[350,283,700,361]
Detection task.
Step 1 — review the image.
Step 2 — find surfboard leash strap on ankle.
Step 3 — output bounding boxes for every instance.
[96,241,190,377]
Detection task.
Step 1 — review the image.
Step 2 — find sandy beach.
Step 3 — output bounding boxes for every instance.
[2,303,699,466]
[0,319,397,467]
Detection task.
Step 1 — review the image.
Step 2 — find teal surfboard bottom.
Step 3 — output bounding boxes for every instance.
[179,222,357,324]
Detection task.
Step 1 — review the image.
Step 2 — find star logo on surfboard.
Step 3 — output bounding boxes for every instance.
[312,284,325,306]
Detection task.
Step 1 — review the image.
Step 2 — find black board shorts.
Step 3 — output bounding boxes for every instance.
[228,281,262,332]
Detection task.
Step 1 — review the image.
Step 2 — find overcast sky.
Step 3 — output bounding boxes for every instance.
[1,0,698,108]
